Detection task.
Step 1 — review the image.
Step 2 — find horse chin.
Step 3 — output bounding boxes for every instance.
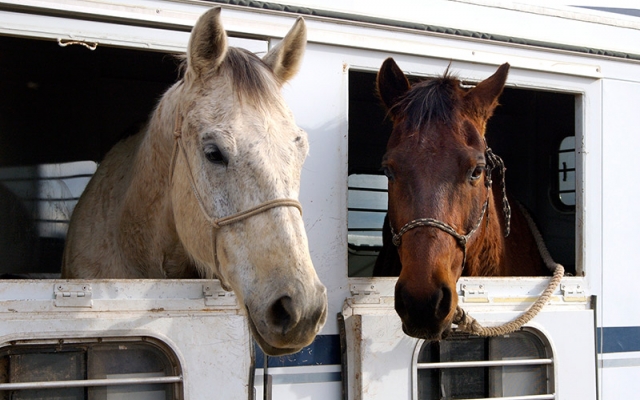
[245,309,306,356]
[401,320,453,342]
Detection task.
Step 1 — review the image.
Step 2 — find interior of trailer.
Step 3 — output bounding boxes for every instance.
[347,69,577,277]
[0,34,577,279]
[0,35,179,277]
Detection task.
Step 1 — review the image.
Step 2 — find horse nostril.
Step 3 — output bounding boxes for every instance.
[269,296,294,336]
[396,282,452,320]
[435,285,452,320]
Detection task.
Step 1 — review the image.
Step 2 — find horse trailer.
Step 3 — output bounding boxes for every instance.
[0,0,639,399]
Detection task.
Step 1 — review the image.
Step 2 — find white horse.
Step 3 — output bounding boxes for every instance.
[62,8,327,356]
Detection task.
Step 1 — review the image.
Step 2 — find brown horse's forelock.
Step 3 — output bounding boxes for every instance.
[391,74,461,134]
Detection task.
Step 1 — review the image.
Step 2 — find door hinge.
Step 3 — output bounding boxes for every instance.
[461,284,489,303]
[350,283,380,303]
[203,282,236,306]
[54,284,93,308]
[561,283,587,302]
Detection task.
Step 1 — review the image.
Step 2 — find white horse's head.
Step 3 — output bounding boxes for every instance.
[171,8,326,355]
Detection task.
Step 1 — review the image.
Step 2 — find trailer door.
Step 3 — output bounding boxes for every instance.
[342,276,596,400]
[0,279,252,399]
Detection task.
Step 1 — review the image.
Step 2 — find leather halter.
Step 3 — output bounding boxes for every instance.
[390,144,511,271]
[169,107,303,280]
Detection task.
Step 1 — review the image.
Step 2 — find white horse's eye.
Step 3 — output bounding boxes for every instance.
[204,144,227,165]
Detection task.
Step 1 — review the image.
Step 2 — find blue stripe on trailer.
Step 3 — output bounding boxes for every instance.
[597,326,640,353]
[255,334,341,367]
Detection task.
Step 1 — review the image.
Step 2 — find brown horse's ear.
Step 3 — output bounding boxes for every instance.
[377,58,410,112]
[263,17,307,83]
[465,63,510,122]
[187,7,228,77]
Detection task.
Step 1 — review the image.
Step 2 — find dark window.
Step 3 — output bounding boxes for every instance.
[557,136,576,207]
[0,35,179,277]
[414,331,553,399]
[0,337,183,399]
[347,174,387,276]
[347,69,578,276]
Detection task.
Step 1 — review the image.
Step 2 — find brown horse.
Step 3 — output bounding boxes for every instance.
[62,8,327,356]
[372,59,549,341]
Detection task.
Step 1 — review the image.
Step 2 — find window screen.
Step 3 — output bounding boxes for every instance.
[0,337,183,399]
[413,330,554,399]
[348,174,387,276]
[557,136,576,207]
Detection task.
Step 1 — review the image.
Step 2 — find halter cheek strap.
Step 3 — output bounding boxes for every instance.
[169,110,303,281]
[390,144,510,272]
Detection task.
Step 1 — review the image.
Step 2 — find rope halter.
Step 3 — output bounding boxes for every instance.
[390,143,510,272]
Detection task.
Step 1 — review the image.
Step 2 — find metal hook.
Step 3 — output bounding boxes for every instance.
[57,38,98,51]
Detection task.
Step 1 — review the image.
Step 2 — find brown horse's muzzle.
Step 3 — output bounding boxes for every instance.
[394,279,458,340]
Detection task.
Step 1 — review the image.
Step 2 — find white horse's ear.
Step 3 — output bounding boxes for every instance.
[263,17,307,83]
[187,7,228,77]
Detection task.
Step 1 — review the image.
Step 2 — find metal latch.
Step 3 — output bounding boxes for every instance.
[54,284,93,308]
[461,284,489,303]
[203,283,236,306]
[350,283,380,303]
[561,283,587,302]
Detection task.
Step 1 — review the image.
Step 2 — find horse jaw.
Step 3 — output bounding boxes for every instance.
[214,210,327,355]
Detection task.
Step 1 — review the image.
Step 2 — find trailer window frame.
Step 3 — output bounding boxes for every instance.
[0,336,184,399]
[347,67,580,276]
[411,330,555,400]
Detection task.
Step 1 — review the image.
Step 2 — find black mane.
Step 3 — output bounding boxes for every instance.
[391,73,460,132]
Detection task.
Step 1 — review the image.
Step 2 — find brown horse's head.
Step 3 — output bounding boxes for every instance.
[376,59,509,340]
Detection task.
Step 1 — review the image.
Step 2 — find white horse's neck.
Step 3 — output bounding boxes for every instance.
[121,83,196,277]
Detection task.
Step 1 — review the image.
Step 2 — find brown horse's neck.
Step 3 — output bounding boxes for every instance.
[464,187,504,276]
[465,186,549,277]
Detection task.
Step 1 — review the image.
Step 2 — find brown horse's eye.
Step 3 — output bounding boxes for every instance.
[381,165,395,181]
[204,144,227,165]
[469,165,485,182]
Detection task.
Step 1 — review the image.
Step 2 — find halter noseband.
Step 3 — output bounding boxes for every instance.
[169,108,303,281]
[390,144,511,271]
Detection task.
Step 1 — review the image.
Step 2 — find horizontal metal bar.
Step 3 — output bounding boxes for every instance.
[453,394,554,400]
[455,395,555,400]
[0,376,182,391]
[16,197,80,202]
[347,186,387,193]
[348,207,387,213]
[417,358,553,369]
[0,174,94,182]
[35,219,71,224]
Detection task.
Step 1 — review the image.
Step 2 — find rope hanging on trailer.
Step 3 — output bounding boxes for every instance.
[452,203,565,337]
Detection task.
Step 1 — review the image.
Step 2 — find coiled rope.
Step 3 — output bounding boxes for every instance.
[452,204,565,336]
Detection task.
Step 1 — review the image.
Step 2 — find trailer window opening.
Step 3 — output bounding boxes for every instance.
[556,136,576,208]
[347,69,578,276]
[412,330,554,399]
[347,173,387,276]
[0,35,179,278]
[0,337,183,399]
